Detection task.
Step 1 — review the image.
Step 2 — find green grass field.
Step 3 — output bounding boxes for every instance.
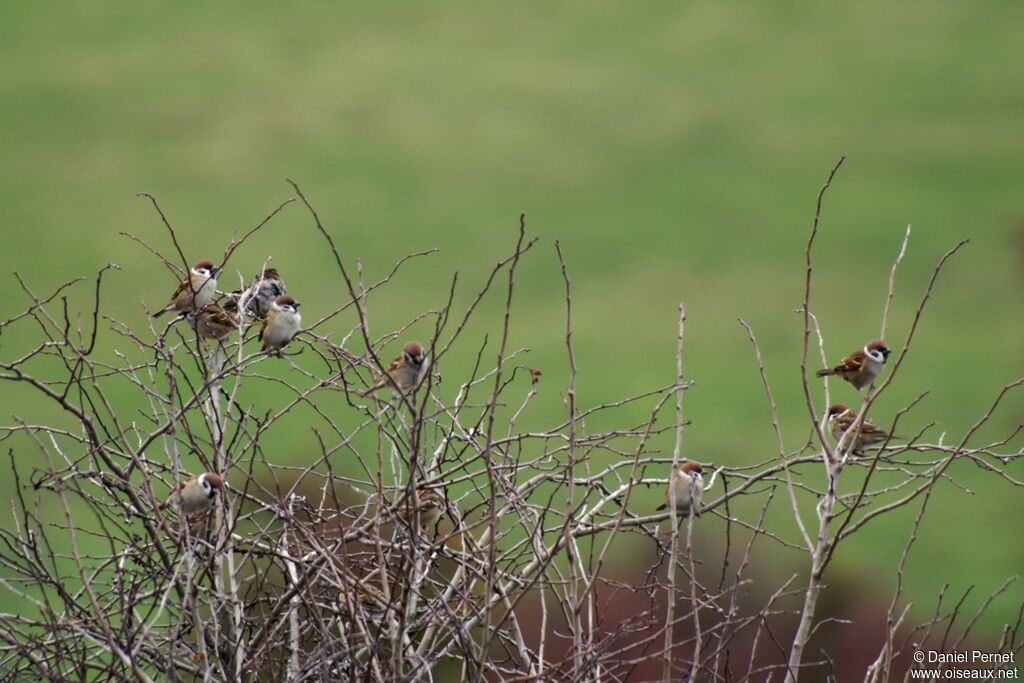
[2,0,1022,643]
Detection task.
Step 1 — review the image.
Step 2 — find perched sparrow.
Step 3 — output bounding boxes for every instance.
[162,472,224,515]
[826,403,899,454]
[360,341,429,397]
[397,488,445,528]
[225,268,287,319]
[656,461,704,517]
[259,295,302,354]
[816,340,891,390]
[337,570,396,619]
[153,260,218,318]
[186,303,240,341]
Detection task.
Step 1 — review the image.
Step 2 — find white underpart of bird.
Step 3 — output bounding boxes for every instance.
[658,462,704,516]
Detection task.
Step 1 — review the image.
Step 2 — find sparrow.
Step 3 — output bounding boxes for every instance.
[225,268,287,319]
[162,472,224,515]
[816,340,891,390]
[185,303,240,341]
[152,260,218,318]
[359,341,429,397]
[826,403,899,454]
[656,461,704,517]
[396,488,445,528]
[337,568,398,619]
[259,295,302,354]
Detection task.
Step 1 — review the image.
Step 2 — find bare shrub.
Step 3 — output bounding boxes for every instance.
[0,163,1020,681]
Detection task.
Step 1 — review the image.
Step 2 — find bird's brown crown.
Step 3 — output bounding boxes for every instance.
[194,260,216,271]
[403,341,425,359]
[867,340,890,354]
[827,403,851,418]
[259,268,280,280]
[275,295,297,306]
[201,472,224,489]
[680,461,703,474]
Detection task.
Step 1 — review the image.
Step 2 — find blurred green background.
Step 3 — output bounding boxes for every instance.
[1,0,1021,646]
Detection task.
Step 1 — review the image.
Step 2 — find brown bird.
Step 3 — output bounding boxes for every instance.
[153,260,218,318]
[225,268,287,319]
[186,303,240,341]
[259,295,302,354]
[161,472,224,515]
[396,488,445,528]
[337,569,397,620]
[826,403,899,454]
[816,340,891,390]
[656,461,704,517]
[359,341,429,397]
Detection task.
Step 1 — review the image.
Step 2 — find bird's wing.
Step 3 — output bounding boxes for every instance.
[209,306,239,327]
[359,355,404,395]
[165,277,191,306]
[830,349,867,374]
[226,282,252,310]
[160,479,189,510]
[384,355,404,375]
[258,316,269,342]
[860,421,891,438]
[833,415,854,431]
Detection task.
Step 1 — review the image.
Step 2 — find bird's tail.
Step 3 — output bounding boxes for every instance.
[815,368,833,378]
[875,432,904,442]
